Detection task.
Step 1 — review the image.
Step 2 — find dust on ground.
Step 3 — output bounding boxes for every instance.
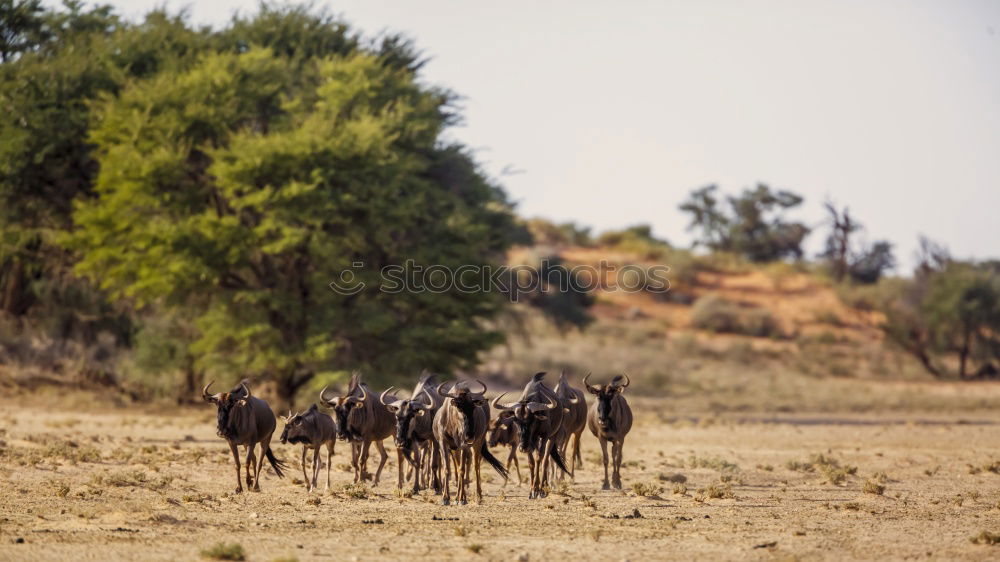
[1,401,999,561]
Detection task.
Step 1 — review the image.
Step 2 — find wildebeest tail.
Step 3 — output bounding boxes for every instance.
[481,442,509,480]
[549,441,569,474]
[265,447,287,478]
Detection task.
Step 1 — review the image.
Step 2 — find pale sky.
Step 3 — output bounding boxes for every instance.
[56,1,1000,269]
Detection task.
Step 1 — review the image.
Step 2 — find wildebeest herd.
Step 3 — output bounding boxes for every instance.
[202,372,633,504]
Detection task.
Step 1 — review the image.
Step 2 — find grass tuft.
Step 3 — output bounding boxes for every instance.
[862,479,885,495]
[631,482,664,497]
[200,542,246,561]
[970,531,1000,545]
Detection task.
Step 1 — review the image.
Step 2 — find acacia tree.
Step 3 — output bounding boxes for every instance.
[67,46,520,403]
[880,240,1000,379]
[680,184,810,262]
[820,202,895,284]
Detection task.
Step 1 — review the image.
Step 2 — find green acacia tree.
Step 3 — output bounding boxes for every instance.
[67,46,520,402]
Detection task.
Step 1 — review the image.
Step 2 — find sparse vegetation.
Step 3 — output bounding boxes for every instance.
[970,531,1000,546]
[786,454,857,485]
[691,295,781,338]
[341,483,371,499]
[695,483,735,501]
[200,542,246,561]
[631,482,664,497]
[863,479,885,495]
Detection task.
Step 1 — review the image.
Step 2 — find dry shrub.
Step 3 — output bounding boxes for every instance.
[970,531,1000,545]
[657,472,687,483]
[631,482,663,497]
[695,483,734,501]
[200,542,245,560]
[786,453,857,485]
[691,295,780,338]
[863,479,885,495]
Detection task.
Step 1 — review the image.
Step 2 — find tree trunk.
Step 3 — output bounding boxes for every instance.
[178,355,201,404]
[275,370,314,409]
[1,257,32,317]
[958,327,971,379]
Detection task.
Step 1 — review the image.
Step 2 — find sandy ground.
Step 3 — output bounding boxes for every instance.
[1,401,999,561]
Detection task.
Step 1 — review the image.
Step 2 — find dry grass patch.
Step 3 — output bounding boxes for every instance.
[695,483,734,501]
[787,453,857,485]
[863,479,885,495]
[631,482,664,497]
[969,531,1000,545]
[201,542,246,560]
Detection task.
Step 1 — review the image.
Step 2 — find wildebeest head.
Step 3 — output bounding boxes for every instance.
[438,380,488,444]
[493,391,558,453]
[488,407,517,447]
[380,387,432,448]
[202,380,251,440]
[319,381,366,441]
[584,373,629,431]
[279,404,320,445]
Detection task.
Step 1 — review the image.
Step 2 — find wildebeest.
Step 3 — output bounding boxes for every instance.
[319,374,395,486]
[488,396,522,485]
[380,374,442,494]
[585,373,634,490]
[202,379,287,493]
[433,380,508,505]
[554,371,587,480]
[279,404,337,492]
[494,372,569,499]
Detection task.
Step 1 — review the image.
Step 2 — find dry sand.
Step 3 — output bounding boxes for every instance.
[1,402,999,561]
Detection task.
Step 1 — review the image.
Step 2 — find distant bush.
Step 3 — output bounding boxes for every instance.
[691,296,780,338]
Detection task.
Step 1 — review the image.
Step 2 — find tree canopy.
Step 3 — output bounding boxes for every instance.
[679,184,810,262]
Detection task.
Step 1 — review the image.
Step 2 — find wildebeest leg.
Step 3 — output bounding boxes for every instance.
[539,440,552,497]
[473,445,483,503]
[350,441,361,483]
[300,447,309,490]
[245,444,256,490]
[358,440,372,482]
[254,433,271,492]
[411,445,422,495]
[440,441,452,505]
[599,437,611,490]
[311,446,321,491]
[325,442,334,490]
[573,428,584,472]
[372,439,388,486]
[612,438,624,490]
[431,442,442,494]
[458,448,469,505]
[507,447,522,486]
[229,441,243,494]
[569,431,581,480]
[396,447,405,490]
[526,450,537,499]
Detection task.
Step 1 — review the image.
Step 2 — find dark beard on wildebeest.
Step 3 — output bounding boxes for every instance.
[217,399,238,440]
[597,395,615,431]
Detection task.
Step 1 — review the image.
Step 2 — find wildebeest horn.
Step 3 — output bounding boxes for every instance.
[319,385,336,405]
[545,392,558,410]
[612,373,630,388]
[240,381,251,398]
[379,387,397,406]
[583,372,599,392]
[491,392,507,411]
[202,381,215,400]
[469,379,487,395]
[436,382,457,399]
[526,401,552,413]
[357,383,368,402]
